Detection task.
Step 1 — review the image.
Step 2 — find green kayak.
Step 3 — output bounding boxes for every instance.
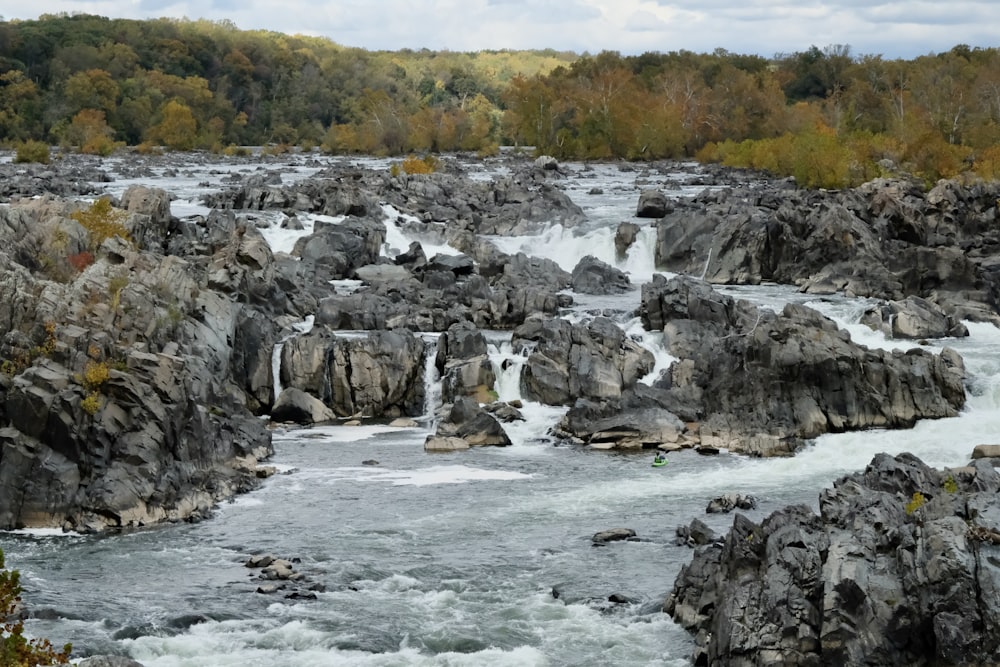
[652,458,668,467]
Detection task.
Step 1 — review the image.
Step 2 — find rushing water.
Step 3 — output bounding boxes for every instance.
[3,155,1000,666]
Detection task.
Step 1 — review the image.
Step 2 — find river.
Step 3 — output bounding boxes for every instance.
[2,153,998,666]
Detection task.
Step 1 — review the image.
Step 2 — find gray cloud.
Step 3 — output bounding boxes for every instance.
[0,0,997,58]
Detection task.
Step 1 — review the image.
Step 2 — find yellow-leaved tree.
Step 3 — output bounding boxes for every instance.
[149,100,198,150]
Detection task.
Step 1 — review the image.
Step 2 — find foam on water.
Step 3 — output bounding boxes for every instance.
[271,424,405,444]
[338,464,532,487]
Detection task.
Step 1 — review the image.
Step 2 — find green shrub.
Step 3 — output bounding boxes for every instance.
[80,392,102,415]
[0,549,71,665]
[905,491,927,515]
[69,198,131,250]
[13,141,49,164]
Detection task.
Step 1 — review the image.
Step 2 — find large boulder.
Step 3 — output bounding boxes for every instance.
[636,189,671,218]
[120,185,174,252]
[514,316,654,406]
[281,329,426,419]
[271,387,335,424]
[434,322,496,403]
[294,216,386,280]
[860,295,969,339]
[666,453,1000,666]
[0,194,278,532]
[570,255,631,295]
[427,397,511,448]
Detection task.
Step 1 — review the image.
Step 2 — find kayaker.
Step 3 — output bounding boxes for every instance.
[653,452,666,465]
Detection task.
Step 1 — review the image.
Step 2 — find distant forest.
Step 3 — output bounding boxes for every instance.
[2,13,1000,187]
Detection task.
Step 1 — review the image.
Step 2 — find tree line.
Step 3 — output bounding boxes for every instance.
[2,14,999,186]
[0,13,572,155]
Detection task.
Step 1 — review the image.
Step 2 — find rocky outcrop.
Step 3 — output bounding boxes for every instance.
[666,452,1000,666]
[425,397,512,449]
[0,195,274,532]
[514,316,654,406]
[434,322,496,403]
[860,295,969,339]
[570,255,631,294]
[280,329,426,419]
[651,177,1000,324]
[206,160,587,236]
[638,275,967,455]
[636,189,671,218]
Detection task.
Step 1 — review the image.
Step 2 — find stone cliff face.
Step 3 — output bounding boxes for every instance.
[0,188,274,532]
[653,176,1000,326]
[667,452,1000,666]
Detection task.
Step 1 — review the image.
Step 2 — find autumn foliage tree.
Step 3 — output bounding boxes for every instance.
[0,549,71,666]
[66,109,118,155]
[148,99,197,150]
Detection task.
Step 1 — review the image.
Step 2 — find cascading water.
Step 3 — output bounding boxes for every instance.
[420,333,443,429]
[487,339,529,403]
[270,315,315,404]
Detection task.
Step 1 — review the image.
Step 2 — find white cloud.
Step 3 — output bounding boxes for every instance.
[624,10,670,32]
[0,0,997,58]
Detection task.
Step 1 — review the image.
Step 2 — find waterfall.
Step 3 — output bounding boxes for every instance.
[623,318,678,386]
[699,247,713,280]
[420,333,443,429]
[271,315,315,404]
[488,341,531,403]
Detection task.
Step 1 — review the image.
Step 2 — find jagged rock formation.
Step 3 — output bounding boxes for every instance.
[652,177,1000,326]
[641,275,965,455]
[0,190,274,532]
[666,452,1000,666]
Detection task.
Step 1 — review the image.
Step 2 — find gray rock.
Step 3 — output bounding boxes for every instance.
[636,189,671,218]
[515,316,654,406]
[271,388,335,424]
[972,444,1000,459]
[431,397,511,447]
[592,528,637,544]
[77,657,146,667]
[705,493,757,514]
[638,275,967,456]
[570,255,631,295]
[667,453,1000,666]
[860,294,970,340]
[615,222,640,261]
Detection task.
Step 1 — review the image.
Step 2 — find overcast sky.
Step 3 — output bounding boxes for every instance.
[1,0,997,60]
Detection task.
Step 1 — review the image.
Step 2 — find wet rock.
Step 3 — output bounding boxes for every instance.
[515,316,654,406]
[77,657,146,667]
[675,518,717,547]
[972,444,1000,459]
[706,493,757,514]
[271,388,335,424]
[614,221,640,260]
[592,528,637,545]
[860,295,969,339]
[428,397,511,447]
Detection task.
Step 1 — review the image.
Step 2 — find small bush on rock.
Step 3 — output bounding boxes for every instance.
[0,549,71,665]
[69,198,131,250]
